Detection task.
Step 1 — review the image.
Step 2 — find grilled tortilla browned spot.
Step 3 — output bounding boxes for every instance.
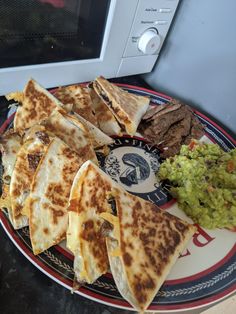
[92,77,149,135]
[9,134,50,229]
[23,125,49,143]
[67,160,115,284]
[54,85,98,126]
[28,137,93,255]
[6,79,67,133]
[42,109,98,161]
[102,189,196,312]
[65,111,114,149]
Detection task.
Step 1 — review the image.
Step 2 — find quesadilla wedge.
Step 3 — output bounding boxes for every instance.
[28,137,97,255]
[65,111,114,149]
[42,109,98,160]
[101,189,196,312]
[67,160,119,284]
[0,131,22,225]
[54,85,98,126]
[0,130,22,184]
[6,79,69,133]
[89,87,122,136]
[91,76,150,135]
[9,134,50,229]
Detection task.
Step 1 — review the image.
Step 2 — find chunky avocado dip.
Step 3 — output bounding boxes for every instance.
[158,140,236,229]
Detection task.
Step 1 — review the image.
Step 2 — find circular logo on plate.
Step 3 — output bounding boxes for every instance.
[97,137,172,206]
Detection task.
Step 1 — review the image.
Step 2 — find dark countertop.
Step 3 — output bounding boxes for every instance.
[0,76,149,314]
[0,227,131,314]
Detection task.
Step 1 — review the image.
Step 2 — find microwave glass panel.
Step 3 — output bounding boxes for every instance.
[0,0,110,68]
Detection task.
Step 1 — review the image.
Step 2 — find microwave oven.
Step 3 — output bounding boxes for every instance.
[0,0,179,95]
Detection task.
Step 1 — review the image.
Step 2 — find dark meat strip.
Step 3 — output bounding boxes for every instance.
[142,104,167,120]
[150,102,182,121]
[142,105,190,141]
[183,115,205,145]
[189,114,205,139]
[138,98,205,158]
[159,114,192,158]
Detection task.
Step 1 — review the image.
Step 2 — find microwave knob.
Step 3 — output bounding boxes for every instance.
[138,29,161,55]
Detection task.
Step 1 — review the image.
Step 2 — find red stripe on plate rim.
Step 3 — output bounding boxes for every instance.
[55,225,236,286]
[54,245,74,260]
[165,243,236,285]
[150,287,236,312]
[205,133,217,143]
[115,83,172,100]
[1,211,235,312]
[196,110,236,145]
[0,113,15,134]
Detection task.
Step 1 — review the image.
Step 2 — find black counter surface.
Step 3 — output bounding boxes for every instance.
[0,75,150,314]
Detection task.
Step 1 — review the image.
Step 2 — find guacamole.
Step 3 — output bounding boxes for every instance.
[158,140,236,229]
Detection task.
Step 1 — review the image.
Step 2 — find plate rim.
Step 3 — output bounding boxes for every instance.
[0,84,235,312]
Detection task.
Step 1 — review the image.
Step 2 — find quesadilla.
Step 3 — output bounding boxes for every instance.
[28,137,97,255]
[101,190,196,312]
[9,134,50,229]
[89,87,122,136]
[0,130,22,184]
[65,111,114,149]
[6,79,69,133]
[91,76,150,135]
[42,109,98,160]
[67,160,116,284]
[54,85,98,126]
[0,131,22,225]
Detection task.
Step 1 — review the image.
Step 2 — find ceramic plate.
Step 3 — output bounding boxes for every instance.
[0,84,235,312]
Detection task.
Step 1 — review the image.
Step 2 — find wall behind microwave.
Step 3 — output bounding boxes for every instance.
[143,0,236,135]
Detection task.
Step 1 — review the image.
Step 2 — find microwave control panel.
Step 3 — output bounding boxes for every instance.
[123,0,180,57]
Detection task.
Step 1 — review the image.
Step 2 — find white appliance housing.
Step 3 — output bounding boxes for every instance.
[0,0,179,94]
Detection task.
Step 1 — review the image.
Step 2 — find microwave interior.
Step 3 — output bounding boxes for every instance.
[0,0,110,68]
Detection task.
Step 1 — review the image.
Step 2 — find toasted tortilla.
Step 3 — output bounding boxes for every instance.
[101,189,196,312]
[0,130,22,184]
[23,125,48,143]
[89,87,121,136]
[6,79,68,133]
[28,138,95,255]
[54,85,98,126]
[67,160,118,284]
[65,111,114,149]
[9,135,50,229]
[42,109,98,160]
[92,77,150,135]
[0,131,22,227]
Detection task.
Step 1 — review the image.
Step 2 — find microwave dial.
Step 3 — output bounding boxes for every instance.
[138,28,161,55]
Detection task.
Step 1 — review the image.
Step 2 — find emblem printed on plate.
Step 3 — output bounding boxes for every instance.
[97,137,172,206]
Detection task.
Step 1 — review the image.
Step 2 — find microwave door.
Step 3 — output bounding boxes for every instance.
[0,0,109,68]
[0,0,176,94]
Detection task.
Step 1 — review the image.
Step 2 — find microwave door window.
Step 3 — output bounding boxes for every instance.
[0,0,110,68]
